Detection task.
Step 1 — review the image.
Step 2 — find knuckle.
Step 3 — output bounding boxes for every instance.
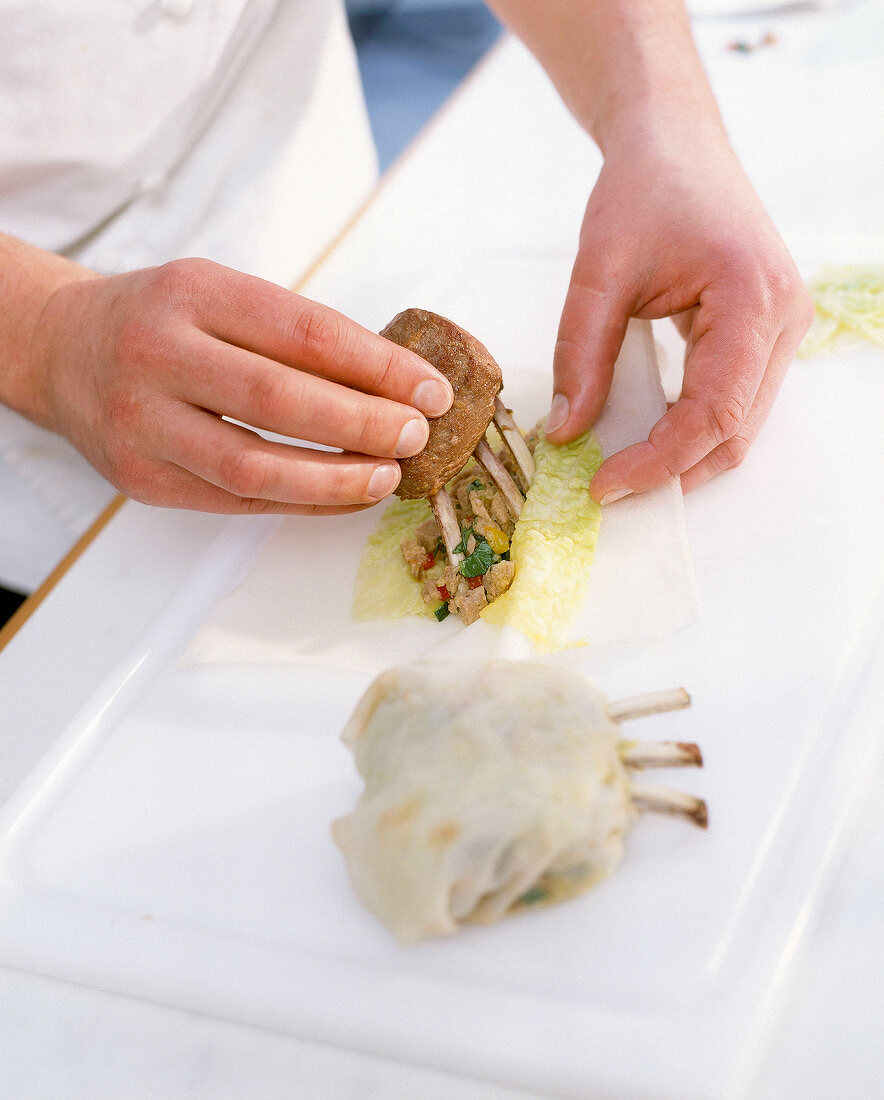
[705,236,752,278]
[371,344,400,392]
[703,434,751,479]
[150,257,214,306]
[647,439,684,481]
[345,463,382,504]
[249,369,293,424]
[351,415,375,455]
[721,433,751,468]
[643,423,685,479]
[233,495,275,516]
[765,265,797,306]
[708,242,784,311]
[352,403,392,455]
[705,394,747,446]
[108,451,155,500]
[218,447,269,498]
[554,334,590,364]
[287,303,345,364]
[321,462,356,502]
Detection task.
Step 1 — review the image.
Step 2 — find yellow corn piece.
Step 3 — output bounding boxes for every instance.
[484,525,510,554]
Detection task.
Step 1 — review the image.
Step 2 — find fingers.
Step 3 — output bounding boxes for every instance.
[671,308,695,344]
[174,330,430,460]
[185,262,454,417]
[589,301,778,502]
[158,405,402,506]
[678,324,799,493]
[131,462,375,516]
[548,270,630,442]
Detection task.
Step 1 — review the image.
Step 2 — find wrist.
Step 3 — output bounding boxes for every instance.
[593,80,729,163]
[1,247,98,429]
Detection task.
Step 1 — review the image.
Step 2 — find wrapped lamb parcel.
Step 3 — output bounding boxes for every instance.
[332,660,705,945]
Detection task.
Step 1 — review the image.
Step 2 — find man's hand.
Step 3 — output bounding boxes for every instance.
[29,259,454,514]
[486,0,813,500]
[547,138,813,500]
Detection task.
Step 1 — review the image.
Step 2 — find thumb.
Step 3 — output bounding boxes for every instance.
[547,270,630,442]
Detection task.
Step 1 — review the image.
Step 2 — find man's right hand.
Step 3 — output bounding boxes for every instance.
[31,259,453,515]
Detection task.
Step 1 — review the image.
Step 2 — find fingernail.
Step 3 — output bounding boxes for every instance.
[367,463,400,500]
[546,393,570,435]
[395,417,429,457]
[412,378,453,418]
[599,488,632,506]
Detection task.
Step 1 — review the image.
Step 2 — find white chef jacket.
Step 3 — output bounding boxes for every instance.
[0,0,379,591]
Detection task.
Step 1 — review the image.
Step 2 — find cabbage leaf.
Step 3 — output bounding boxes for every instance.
[352,425,604,649]
[353,497,432,621]
[800,265,884,357]
[480,426,602,650]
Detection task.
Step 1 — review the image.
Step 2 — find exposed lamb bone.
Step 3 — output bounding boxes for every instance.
[630,783,708,828]
[492,397,535,491]
[607,688,691,722]
[473,438,525,520]
[620,741,703,770]
[429,489,464,565]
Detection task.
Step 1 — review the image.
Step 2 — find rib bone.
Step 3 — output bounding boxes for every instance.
[492,397,535,491]
[473,438,525,520]
[630,783,708,828]
[607,688,691,722]
[429,490,464,565]
[620,741,703,769]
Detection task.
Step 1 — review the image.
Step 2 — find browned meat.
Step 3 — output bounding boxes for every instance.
[380,309,502,499]
[437,562,461,594]
[450,584,487,625]
[421,576,443,605]
[468,491,492,524]
[413,518,440,553]
[454,471,475,515]
[483,559,515,599]
[488,492,510,528]
[400,539,428,580]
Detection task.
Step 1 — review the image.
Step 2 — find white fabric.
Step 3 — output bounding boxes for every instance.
[0,408,118,592]
[181,319,702,673]
[0,0,379,591]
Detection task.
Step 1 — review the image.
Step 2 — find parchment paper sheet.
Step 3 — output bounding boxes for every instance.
[182,284,701,674]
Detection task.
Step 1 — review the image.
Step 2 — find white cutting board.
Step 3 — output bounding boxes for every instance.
[0,340,881,1098]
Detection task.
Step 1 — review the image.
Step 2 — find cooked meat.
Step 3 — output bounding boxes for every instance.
[454,472,474,515]
[400,539,428,580]
[522,425,540,454]
[468,490,492,524]
[381,309,502,499]
[489,491,510,528]
[421,576,442,605]
[483,559,515,599]
[413,518,439,553]
[450,584,486,625]
[437,561,460,594]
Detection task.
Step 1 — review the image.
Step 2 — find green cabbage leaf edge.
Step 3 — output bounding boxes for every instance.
[480,426,602,651]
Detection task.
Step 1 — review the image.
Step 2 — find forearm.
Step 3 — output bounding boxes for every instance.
[485,0,726,154]
[0,234,96,426]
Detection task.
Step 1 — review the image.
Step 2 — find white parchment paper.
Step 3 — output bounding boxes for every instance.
[182,304,701,674]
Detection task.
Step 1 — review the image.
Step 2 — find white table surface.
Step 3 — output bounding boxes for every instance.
[1,5,883,1097]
